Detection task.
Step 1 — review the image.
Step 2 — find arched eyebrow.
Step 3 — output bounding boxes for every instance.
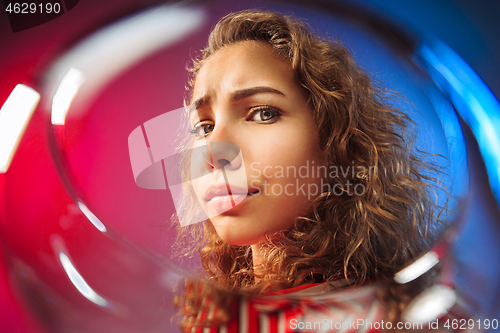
[190,86,285,113]
[231,86,285,101]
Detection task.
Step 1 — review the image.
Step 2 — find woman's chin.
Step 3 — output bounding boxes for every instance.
[211,220,262,246]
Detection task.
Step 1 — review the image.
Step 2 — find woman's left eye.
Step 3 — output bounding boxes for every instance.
[249,107,281,123]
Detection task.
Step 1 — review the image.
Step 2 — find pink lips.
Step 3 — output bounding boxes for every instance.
[204,184,256,212]
[208,194,247,211]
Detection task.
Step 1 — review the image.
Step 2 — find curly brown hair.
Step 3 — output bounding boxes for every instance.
[174,8,446,330]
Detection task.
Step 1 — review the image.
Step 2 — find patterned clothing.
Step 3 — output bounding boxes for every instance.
[189,281,386,333]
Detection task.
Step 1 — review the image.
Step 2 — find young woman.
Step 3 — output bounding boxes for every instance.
[175,9,445,332]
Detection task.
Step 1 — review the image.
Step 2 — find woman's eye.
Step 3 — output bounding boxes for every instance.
[250,107,280,123]
[189,123,214,138]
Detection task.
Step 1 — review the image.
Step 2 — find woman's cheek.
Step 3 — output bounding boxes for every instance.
[249,179,261,195]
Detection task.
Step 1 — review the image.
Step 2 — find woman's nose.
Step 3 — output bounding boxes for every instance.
[201,142,242,172]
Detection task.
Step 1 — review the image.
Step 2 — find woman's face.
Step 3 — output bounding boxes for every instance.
[189,41,325,246]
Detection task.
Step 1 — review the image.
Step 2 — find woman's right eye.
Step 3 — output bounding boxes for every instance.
[189,122,214,138]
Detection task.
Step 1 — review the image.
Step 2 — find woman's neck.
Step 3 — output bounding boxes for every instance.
[251,244,264,277]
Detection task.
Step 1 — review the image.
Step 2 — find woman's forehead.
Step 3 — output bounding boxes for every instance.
[191,41,296,102]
